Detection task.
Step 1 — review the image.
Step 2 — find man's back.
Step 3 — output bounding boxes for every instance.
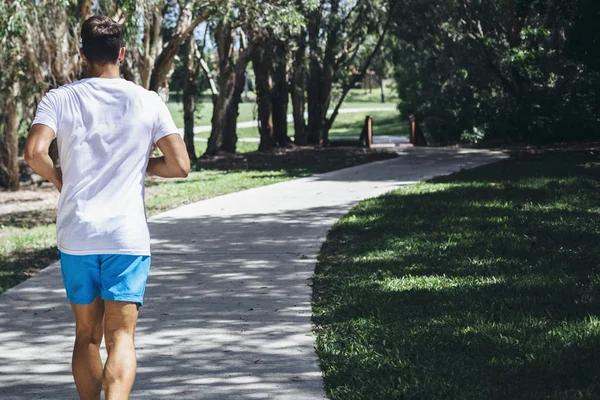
[33,77,177,256]
[25,16,190,399]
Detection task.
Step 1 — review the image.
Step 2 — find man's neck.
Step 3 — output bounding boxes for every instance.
[86,63,121,79]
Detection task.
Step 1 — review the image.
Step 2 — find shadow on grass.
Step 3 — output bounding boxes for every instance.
[194,147,398,174]
[0,246,57,295]
[313,151,600,399]
[0,209,56,229]
[0,148,509,398]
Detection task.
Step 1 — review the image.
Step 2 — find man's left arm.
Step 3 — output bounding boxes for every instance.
[24,124,62,192]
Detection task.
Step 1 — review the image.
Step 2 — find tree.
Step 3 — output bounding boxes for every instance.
[0,1,27,190]
[251,31,293,150]
[182,36,200,162]
[148,1,212,98]
[289,29,308,145]
[305,0,397,145]
[391,0,600,144]
[205,19,253,155]
[204,0,308,156]
[0,0,85,190]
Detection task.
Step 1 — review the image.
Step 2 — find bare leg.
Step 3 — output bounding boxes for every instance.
[71,297,105,400]
[103,300,139,400]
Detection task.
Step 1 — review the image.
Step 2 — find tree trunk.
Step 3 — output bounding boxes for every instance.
[271,41,291,147]
[199,56,218,104]
[306,61,332,145]
[4,98,19,191]
[149,1,210,95]
[205,22,252,156]
[221,61,248,153]
[290,31,307,145]
[183,36,198,163]
[323,4,396,142]
[253,44,275,151]
[252,34,292,151]
[140,1,163,89]
[306,4,337,146]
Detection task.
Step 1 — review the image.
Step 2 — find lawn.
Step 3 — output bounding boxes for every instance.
[167,88,400,135]
[329,112,409,138]
[312,150,600,399]
[0,147,397,295]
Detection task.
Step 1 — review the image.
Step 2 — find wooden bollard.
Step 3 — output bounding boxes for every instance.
[409,114,427,146]
[360,116,373,148]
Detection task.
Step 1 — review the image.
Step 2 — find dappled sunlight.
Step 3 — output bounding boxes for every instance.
[313,151,600,398]
[0,148,506,399]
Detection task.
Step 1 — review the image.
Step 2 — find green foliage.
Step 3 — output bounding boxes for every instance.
[567,0,600,72]
[391,0,600,144]
[214,0,313,36]
[169,47,211,95]
[313,151,600,398]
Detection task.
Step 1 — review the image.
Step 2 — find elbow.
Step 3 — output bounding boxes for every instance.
[24,148,39,167]
[177,161,190,178]
[180,156,191,178]
[179,165,190,178]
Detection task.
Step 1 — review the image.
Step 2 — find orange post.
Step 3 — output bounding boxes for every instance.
[360,115,374,148]
[366,116,373,148]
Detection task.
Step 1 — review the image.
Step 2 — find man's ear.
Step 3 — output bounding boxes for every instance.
[79,49,88,64]
[118,47,126,62]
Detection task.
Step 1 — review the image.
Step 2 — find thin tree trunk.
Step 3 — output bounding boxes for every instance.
[183,36,198,163]
[5,98,19,191]
[149,1,211,94]
[291,31,307,145]
[323,4,396,142]
[141,2,163,89]
[199,56,218,104]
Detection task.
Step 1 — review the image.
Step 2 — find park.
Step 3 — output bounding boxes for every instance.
[0,0,599,399]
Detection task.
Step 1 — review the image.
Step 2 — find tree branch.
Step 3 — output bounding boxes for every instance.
[325,1,396,135]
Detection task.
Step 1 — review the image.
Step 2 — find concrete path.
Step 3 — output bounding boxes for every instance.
[0,148,508,399]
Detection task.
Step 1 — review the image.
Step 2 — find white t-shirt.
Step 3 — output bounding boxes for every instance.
[32,78,178,256]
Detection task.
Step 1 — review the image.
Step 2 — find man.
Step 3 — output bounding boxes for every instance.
[24,16,190,400]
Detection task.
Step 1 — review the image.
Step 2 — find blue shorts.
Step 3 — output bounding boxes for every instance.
[58,251,151,306]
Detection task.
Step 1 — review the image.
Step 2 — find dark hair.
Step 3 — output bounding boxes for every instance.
[80,16,124,65]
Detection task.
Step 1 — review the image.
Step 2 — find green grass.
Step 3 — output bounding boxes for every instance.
[0,224,58,291]
[329,111,409,138]
[167,88,399,131]
[312,151,600,399]
[0,169,282,293]
[341,87,398,103]
[179,109,405,143]
[0,145,398,294]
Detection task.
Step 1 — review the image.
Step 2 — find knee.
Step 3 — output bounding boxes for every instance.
[75,329,103,347]
[104,328,134,354]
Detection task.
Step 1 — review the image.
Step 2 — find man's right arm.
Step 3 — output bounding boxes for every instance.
[147,134,190,178]
[24,124,63,192]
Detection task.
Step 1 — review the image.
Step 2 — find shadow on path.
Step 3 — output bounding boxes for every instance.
[0,148,507,399]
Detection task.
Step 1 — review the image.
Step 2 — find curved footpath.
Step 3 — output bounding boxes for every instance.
[0,148,507,399]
